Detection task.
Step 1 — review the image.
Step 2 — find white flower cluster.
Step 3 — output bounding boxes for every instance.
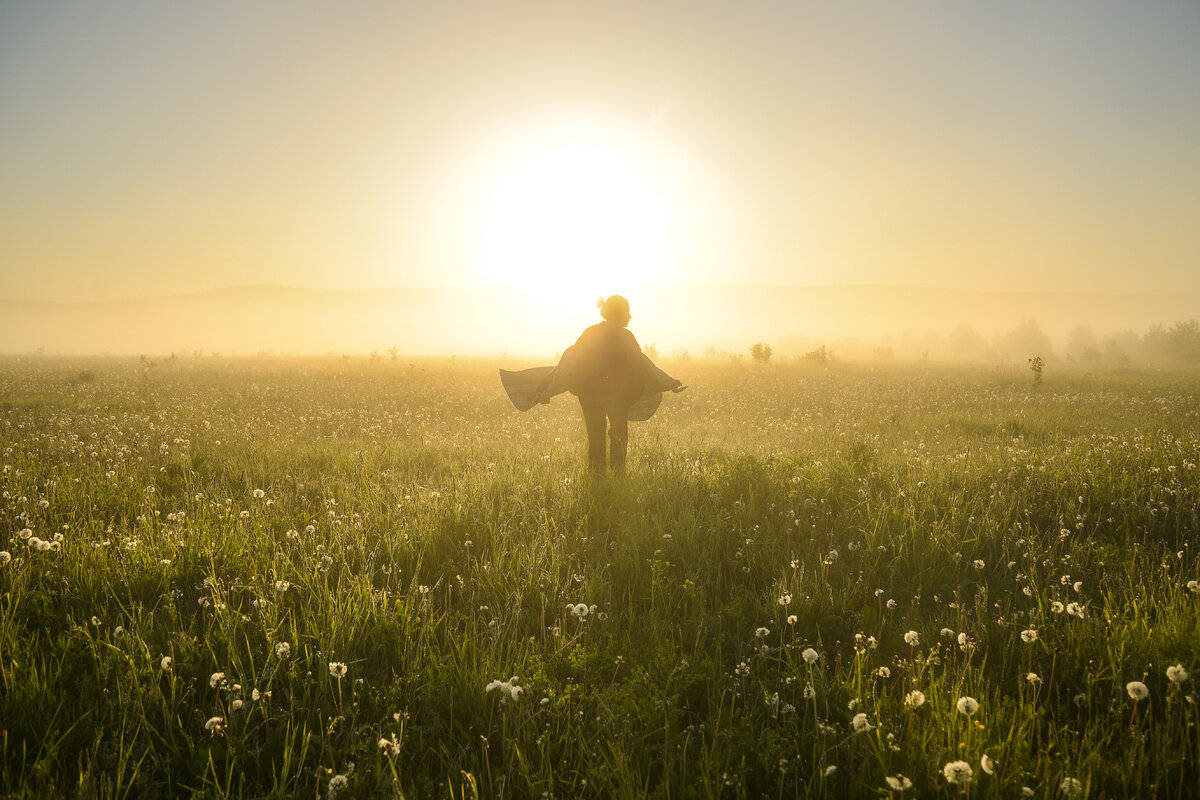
[486,677,524,702]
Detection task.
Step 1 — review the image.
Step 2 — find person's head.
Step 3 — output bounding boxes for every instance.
[597,295,631,326]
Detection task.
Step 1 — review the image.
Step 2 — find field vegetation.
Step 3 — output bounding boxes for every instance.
[1,356,1198,798]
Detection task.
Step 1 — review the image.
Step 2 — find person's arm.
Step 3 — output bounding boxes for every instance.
[636,342,684,392]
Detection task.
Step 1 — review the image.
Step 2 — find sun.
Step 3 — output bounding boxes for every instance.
[472,123,678,304]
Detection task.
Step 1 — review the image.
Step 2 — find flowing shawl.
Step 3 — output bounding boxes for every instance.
[500,347,679,422]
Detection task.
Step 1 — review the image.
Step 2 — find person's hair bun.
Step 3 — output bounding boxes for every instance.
[596,297,605,309]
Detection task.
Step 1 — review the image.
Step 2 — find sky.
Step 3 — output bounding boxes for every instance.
[2,0,1199,304]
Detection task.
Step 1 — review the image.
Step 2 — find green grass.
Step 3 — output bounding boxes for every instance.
[1,356,1198,798]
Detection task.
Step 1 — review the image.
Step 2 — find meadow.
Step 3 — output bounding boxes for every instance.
[1,355,1198,799]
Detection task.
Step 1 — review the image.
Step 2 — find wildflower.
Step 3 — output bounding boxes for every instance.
[886,774,913,791]
[329,662,348,679]
[778,593,791,605]
[787,614,798,625]
[1021,787,1035,797]
[567,602,589,619]
[160,656,173,671]
[326,773,348,798]
[851,712,872,732]
[230,699,244,712]
[1026,672,1042,685]
[210,672,226,688]
[252,489,265,498]
[1020,629,1038,644]
[485,678,524,702]
[734,660,750,677]
[1050,601,1065,613]
[275,641,291,658]
[204,716,224,733]
[1167,664,1190,684]
[940,627,955,638]
[903,630,920,646]
[973,559,985,569]
[904,690,926,707]
[1187,580,1200,594]
[755,627,770,639]
[804,683,816,699]
[1066,602,1085,617]
[942,760,972,785]
[823,765,837,778]
[980,754,996,775]
[802,647,819,665]
[1060,777,1084,798]
[275,580,290,592]
[1126,681,1149,701]
[956,696,979,716]
[875,666,891,678]
[112,626,125,638]
[0,551,10,565]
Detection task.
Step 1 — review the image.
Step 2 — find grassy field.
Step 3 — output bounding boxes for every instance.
[1,356,1198,798]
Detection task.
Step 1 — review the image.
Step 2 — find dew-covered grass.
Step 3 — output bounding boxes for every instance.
[2,356,1198,798]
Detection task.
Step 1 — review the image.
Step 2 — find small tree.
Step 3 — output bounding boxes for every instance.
[803,345,829,365]
[1027,355,1044,384]
[644,343,659,360]
[750,342,773,364]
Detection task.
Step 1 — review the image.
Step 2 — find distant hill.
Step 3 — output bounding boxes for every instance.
[0,283,1195,358]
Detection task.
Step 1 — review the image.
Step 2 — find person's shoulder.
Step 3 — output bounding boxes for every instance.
[575,322,606,346]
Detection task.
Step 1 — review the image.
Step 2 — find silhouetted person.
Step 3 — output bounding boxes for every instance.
[499,296,685,473]
[565,296,683,472]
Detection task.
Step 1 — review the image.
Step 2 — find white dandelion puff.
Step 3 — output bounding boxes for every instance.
[942,760,972,785]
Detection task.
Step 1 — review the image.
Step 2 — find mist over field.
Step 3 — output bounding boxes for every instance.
[3,283,1198,365]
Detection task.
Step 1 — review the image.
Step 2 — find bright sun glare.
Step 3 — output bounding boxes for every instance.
[471,121,680,304]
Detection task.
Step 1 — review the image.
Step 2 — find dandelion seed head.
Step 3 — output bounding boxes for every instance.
[956,696,979,716]
[1126,681,1149,701]
[942,760,972,785]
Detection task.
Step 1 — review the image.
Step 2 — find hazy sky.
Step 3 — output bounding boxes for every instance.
[2,1,1199,303]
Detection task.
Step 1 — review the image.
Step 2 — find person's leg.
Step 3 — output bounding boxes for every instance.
[607,399,630,472]
[581,402,608,473]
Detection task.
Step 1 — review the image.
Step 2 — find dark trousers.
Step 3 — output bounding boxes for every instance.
[580,398,632,473]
